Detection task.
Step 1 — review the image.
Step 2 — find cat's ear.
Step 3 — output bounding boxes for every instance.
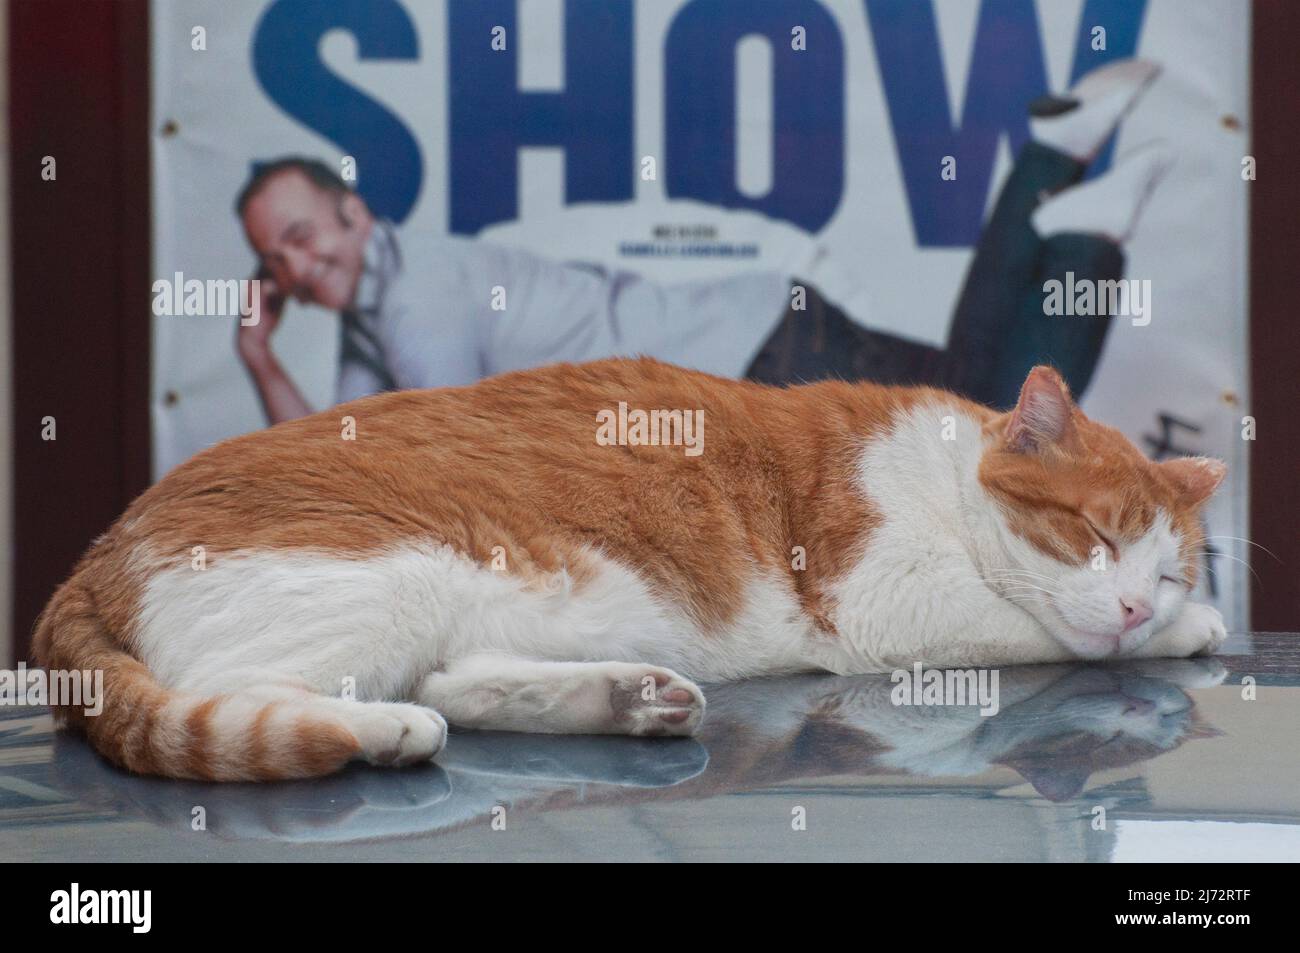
[1004,366,1075,453]
[1160,456,1226,505]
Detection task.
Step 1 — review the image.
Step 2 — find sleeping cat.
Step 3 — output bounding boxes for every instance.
[32,359,1226,781]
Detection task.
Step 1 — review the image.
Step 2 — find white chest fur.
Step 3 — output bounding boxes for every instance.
[823,402,1061,671]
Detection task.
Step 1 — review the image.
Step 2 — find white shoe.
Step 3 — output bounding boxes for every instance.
[1030,59,1162,162]
[1031,141,1175,244]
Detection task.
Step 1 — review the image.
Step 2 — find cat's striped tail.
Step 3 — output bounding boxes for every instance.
[30,580,364,781]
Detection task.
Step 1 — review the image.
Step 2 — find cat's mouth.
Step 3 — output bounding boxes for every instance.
[1042,597,1125,657]
[1075,630,1123,656]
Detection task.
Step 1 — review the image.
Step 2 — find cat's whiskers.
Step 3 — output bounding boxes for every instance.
[985,568,1059,582]
[990,576,1062,600]
[1203,535,1281,564]
[1202,550,1262,585]
[985,570,1062,594]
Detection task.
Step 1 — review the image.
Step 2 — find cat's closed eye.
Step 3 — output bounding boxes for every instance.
[1083,518,1118,559]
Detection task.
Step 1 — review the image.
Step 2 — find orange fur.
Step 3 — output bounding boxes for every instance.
[30,358,1220,780]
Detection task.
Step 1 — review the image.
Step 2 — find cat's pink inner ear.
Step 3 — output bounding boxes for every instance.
[1161,456,1226,505]
[1005,366,1074,453]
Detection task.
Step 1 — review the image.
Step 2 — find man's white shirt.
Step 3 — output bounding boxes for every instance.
[336,220,792,403]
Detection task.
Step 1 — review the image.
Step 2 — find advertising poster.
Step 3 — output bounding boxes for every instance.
[150,0,1250,626]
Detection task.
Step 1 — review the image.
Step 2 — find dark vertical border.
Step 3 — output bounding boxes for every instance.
[8,0,151,663]
[1249,0,1300,631]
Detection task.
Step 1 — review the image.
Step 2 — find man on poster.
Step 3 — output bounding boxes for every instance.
[236,61,1169,423]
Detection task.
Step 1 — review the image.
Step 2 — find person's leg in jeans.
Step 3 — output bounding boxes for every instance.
[745,281,944,387]
[941,141,1086,403]
[985,233,1124,410]
[985,139,1174,407]
[746,60,1165,397]
[745,136,1100,392]
[747,140,1083,392]
[943,60,1165,404]
[746,141,1104,393]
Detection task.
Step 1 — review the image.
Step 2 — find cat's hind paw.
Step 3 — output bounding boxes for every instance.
[608,666,706,737]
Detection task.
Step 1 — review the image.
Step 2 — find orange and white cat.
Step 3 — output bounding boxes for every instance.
[33,359,1226,781]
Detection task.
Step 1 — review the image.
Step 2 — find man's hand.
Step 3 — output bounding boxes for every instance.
[236,271,287,369]
[235,271,312,424]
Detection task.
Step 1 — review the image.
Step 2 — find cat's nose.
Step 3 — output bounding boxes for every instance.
[1120,597,1153,632]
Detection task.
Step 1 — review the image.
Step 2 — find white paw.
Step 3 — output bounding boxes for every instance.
[608,666,705,737]
[346,702,448,767]
[1142,603,1227,659]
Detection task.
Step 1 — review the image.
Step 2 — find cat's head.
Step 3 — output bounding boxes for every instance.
[977,366,1225,659]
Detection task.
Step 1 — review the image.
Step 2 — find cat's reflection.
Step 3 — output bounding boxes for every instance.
[47,657,1225,842]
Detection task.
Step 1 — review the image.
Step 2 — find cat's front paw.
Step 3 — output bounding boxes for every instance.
[1134,603,1226,659]
[608,665,705,737]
